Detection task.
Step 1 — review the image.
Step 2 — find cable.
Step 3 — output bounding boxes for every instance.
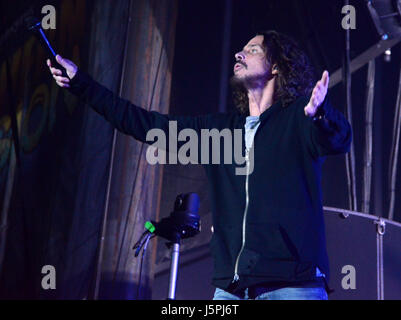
[388,66,401,220]
[135,234,154,299]
[343,0,357,211]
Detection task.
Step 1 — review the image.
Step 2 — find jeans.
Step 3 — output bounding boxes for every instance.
[213,286,328,300]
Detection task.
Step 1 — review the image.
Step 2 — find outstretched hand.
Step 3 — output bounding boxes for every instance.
[47,55,78,88]
[304,70,329,117]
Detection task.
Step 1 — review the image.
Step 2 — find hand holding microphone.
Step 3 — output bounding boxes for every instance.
[47,55,78,88]
[24,16,78,88]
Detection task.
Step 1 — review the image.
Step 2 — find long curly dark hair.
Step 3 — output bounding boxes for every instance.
[231,30,316,113]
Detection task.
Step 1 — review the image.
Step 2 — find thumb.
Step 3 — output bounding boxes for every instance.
[55,54,78,79]
[56,54,70,69]
[322,70,329,87]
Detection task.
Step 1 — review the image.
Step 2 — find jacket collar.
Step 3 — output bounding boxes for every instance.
[234,99,283,127]
[259,99,282,122]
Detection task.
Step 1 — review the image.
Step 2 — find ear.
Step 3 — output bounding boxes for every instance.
[272,64,279,75]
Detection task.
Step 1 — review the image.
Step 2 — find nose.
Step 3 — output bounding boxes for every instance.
[235,51,245,61]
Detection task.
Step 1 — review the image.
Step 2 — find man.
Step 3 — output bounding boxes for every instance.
[48,30,352,300]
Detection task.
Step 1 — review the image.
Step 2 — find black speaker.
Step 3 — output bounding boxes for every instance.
[383,221,401,299]
[324,209,379,299]
[324,208,401,300]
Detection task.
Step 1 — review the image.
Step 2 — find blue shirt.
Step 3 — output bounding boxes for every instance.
[244,115,261,151]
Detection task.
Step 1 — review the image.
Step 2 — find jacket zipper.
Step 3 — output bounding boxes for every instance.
[233,148,251,283]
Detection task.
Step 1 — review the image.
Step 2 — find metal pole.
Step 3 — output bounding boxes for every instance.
[388,66,401,220]
[343,0,358,211]
[375,219,385,300]
[329,38,400,89]
[167,242,180,300]
[362,60,375,213]
[0,144,16,273]
[218,0,232,113]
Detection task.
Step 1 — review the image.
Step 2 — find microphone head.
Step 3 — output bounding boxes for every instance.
[24,16,41,31]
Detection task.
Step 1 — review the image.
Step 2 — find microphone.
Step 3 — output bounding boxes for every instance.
[24,16,68,78]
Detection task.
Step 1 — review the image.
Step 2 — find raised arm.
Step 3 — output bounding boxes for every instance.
[298,71,352,159]
[47,55,207,144]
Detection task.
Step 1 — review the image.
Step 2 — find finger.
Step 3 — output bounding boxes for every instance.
[53,75,70,83]
[321,70,329,87]
[312,86,319,96]
[56,54,70,69]
[314,82,326,95]
[56,81,70,88]
[47,59,51,67]
[50,67,62,76]
[54,76,70,84]
[314,80,323,92]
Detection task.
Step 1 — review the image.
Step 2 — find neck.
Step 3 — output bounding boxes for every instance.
[247,77,275,116]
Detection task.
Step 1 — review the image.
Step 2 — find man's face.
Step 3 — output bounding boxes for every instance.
[233,35,274,87]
